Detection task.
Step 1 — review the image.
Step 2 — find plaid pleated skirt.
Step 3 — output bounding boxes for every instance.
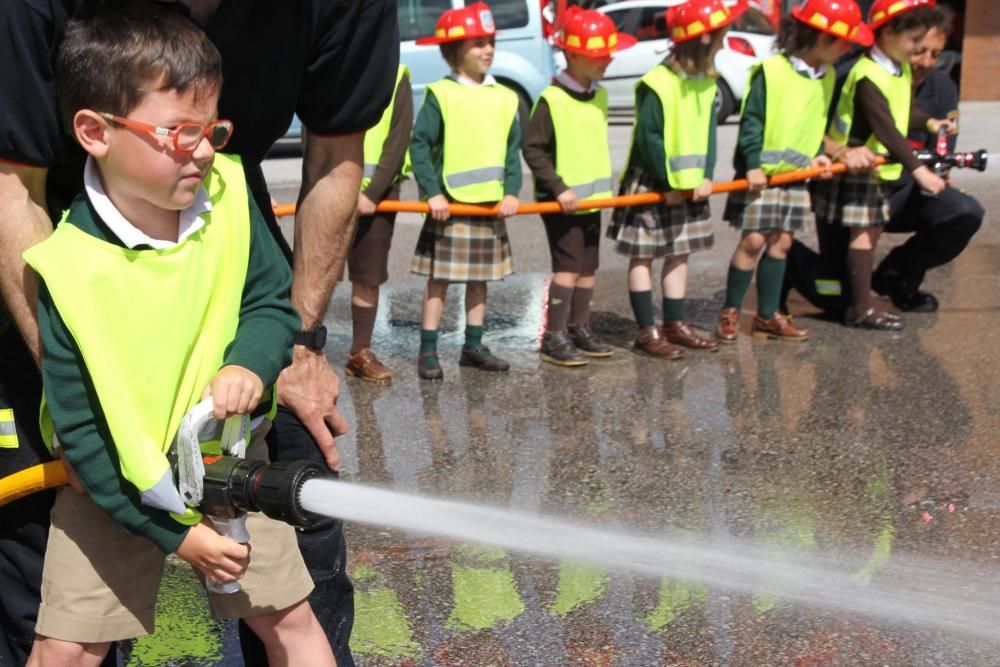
[724,182,812,232]
[410,215,514,282]
[608,170,713,259]
[810,172,891,228]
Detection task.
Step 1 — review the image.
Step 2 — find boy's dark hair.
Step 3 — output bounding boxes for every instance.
[874,6,938,39]
[440,42,464,69]
[56,0,223,133]
[667,30,724,77]
[775,15,824,56]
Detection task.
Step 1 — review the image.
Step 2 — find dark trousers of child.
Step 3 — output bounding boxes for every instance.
[783,184,983,314]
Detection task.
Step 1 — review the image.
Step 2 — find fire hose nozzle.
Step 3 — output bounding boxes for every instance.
[200,456,327,528]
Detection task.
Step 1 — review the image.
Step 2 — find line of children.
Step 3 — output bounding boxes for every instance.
[814,0,948,330]
[346,64,414,383]
[609,0,741,359]
[717,0,873,343]
[365,0,952,381]
[523,7,635,367]
[409,2,522,381]
[22,7,334,666]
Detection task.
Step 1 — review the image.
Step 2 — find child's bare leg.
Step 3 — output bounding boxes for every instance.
[732,231,766,271]
[243,599,336,667]
[421,278,448,330]
[661,254,688,300]
[27,636,110,667]
[464,281,487,327]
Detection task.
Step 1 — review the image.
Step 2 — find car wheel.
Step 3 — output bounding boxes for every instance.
[716,79,737,124]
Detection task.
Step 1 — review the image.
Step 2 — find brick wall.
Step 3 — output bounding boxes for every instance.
[960,0,1000,101]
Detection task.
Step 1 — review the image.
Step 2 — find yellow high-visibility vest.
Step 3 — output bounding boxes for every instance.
[751,55,836,175]
[426,78,519,203]
[635,64,716,189]
[828,54,912,181]
[536,84,613,213]
[362,65,411,191]
[24,154,251,525]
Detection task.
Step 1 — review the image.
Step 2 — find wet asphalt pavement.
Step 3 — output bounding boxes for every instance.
[132,105,998,666]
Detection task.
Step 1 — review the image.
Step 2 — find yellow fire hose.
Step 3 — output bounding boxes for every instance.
[0,159,888,507]
[0,460,66,506]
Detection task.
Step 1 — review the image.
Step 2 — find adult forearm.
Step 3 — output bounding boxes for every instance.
[0,165,53,365]
[291,132,363,328]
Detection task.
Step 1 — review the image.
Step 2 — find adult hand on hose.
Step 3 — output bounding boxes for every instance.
[277,347,348,472]
[912,164,947,196]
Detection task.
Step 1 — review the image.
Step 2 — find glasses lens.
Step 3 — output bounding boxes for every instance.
[209,121,233,149]
[176,124,205,151]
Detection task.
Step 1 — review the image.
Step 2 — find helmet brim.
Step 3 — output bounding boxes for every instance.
[554,32,638,57]
[790,4,874,48]
[414,30,499,46]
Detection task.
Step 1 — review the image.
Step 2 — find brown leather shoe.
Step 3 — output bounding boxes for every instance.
[716,308,740,344]
[661,320,719,352]
[751,313,808,341]
[634,325,684,360]
[345,348,392,383]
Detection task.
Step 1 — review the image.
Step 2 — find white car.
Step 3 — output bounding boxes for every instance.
[556,0,776,121]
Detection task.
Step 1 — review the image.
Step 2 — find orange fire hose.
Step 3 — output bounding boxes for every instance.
[271,159,885,218]
[0,159,888,507]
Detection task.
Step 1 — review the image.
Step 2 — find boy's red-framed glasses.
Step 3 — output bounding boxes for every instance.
[98,113,234,153]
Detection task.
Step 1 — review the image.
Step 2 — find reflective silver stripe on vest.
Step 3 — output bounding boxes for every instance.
[760,149,812,168]
[0,422,15,437]
[568,177,614,199]
[669,154,706,172]
[363,163,378,178]
[833,116,849,136]
[446,166,505,188]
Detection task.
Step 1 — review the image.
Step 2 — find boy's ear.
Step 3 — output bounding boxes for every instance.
[73,110,111,159]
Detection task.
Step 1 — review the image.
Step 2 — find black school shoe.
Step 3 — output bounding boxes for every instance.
[459,344,510,372]
[540,331,588,367]
[417,352,443,380]
[567,324,613,357]
[872,271,939,313]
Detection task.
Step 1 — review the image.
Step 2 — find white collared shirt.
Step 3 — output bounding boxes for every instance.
[869,44,901,76]
[453,72,498,87]
[84,156,211,249]
[556,70,599,94]
[788,55,827,80]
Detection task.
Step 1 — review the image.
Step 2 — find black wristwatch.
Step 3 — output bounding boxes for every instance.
[294,325,327,351]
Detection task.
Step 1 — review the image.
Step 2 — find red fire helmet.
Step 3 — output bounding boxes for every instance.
[667,0,749,44]
[552,6,638,58]
[416,2,497,46]
[790,0,874,47]
[867,0,936,31]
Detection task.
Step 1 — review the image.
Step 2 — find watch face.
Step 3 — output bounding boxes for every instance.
[314,325,328,349]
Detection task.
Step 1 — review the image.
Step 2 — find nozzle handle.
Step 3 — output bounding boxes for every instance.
[206,514,251,594]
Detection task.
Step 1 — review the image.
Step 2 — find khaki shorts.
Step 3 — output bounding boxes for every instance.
[35,424,313,643]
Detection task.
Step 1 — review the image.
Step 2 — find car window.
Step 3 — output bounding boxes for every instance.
[635,7,668,42]
[488,0,530,29]
[398,0,452,42]
[605,8,638,35]
[734,8,775,35]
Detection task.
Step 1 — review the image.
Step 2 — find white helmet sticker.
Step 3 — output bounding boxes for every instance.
[480,9,495,33]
